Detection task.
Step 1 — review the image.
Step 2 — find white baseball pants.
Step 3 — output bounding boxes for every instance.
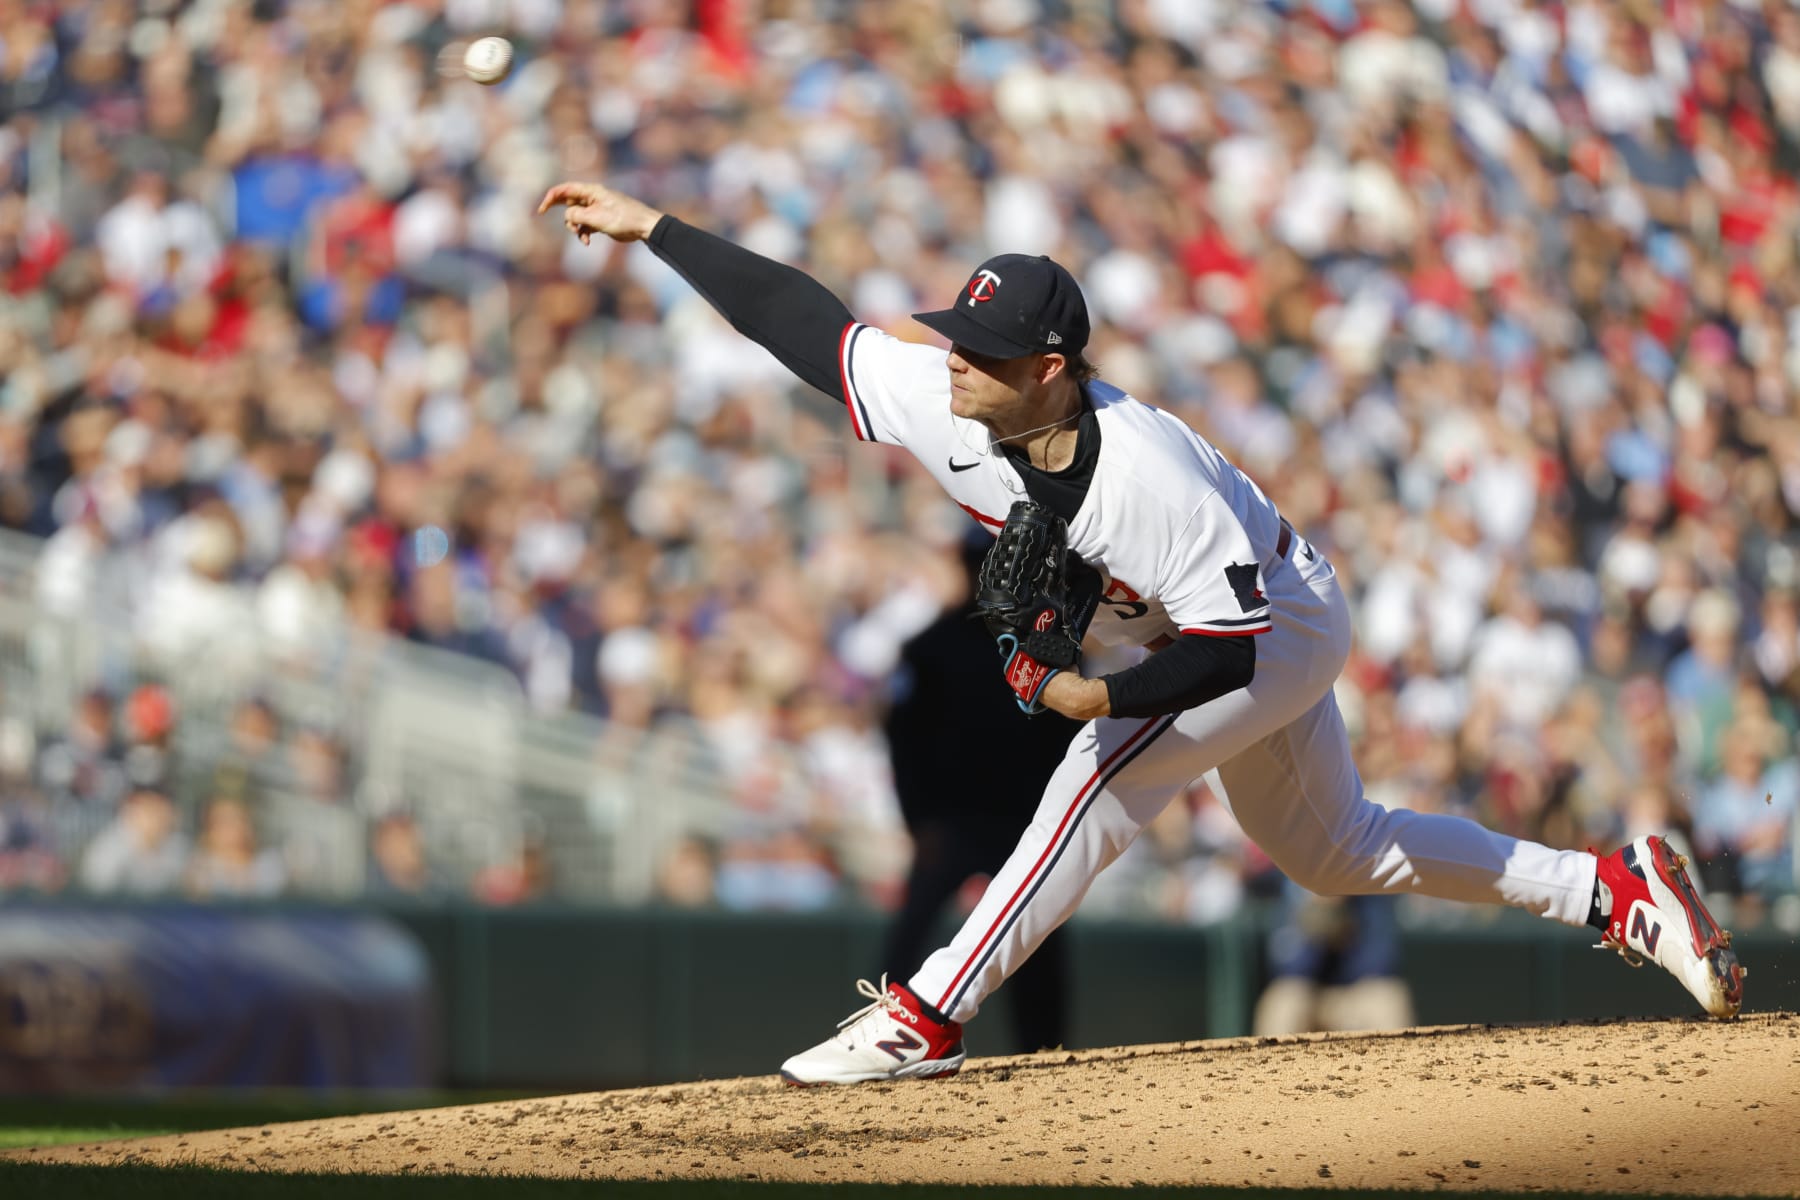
[909,537,1598,1024]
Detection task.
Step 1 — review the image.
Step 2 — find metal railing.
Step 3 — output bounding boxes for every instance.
[0,528,758,903]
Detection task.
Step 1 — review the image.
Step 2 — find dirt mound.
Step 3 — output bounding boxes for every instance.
[11,1014,1800,1192]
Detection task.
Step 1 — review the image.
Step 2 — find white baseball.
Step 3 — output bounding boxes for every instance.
[463,36,514,85]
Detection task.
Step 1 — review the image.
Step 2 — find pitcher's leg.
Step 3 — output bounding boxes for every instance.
[970,820,1070,1054]
[907,590,1360,1026]
[908,714,1182,1024]
[1215,691,1597,926]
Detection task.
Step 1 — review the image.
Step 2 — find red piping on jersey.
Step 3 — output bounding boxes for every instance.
[1180,626,1270,637]
[934,715,1167,1013]
[838,321,868,441]
[957,502,1003,529]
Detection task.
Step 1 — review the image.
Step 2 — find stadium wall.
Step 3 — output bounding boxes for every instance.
[2,901,1792,1092]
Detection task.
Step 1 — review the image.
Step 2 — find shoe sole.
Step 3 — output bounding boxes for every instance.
[1644,836,1744,1018]
[779,1057,965,1088]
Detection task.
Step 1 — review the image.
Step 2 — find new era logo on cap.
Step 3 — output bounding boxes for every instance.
[916,254,1090,361]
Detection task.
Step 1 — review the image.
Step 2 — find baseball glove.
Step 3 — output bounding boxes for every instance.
[975,500,1102,713]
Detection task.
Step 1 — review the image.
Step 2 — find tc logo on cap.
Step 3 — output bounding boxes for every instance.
[966,268,1002,306]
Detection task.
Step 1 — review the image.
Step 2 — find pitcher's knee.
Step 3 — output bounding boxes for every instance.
[1276,857,1361,897]
[1273,806,1397,896]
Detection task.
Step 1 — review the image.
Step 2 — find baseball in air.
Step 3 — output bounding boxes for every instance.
[463,36,514,85]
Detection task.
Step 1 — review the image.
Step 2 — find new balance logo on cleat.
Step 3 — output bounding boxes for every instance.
[1629,906,1662,956]
[874,1027,923,1062]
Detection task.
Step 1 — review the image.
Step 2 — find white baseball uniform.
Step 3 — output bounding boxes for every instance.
[839,323,1600,1023]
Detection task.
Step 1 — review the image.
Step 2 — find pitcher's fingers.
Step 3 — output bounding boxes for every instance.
[569,204,607,230]
[537,183,585,213]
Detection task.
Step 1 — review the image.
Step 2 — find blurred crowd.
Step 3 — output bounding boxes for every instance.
[0,679,469,901]
[2,0,1798,925]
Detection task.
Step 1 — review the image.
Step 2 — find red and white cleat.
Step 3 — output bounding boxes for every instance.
[1594,836,1745,1018]
[779,975,966,1086]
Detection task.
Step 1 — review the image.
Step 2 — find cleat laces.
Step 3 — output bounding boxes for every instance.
[1588,846,1643,967]
[837,975,916,1031]
[1596,930,1643,968]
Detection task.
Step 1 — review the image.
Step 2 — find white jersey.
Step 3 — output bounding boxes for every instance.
[833,318,1601,1031]
[838,322,1291,648]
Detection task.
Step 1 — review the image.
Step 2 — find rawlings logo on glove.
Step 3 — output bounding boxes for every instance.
[975,500,1101,713]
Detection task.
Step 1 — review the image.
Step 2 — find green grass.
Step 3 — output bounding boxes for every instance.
[0,1090,547,1157]
[0,1127,168,1149]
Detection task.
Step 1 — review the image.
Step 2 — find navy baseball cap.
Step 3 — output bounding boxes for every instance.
[913,253,1091,361]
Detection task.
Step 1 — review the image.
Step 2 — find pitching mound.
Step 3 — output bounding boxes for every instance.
[10,1013,1799,1193]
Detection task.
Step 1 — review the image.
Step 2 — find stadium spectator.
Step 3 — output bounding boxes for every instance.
[0,0,1794,918]
[185,795,286,899]
[77,786,189,896]
[1252,886,1416,1038]
[472,832,556,906]
[1694,717,1799,902]
[367,811,444,899]
[0,716,60,894]
[37,690,127,843]
[206,696,283,806]
[714,825,840,912]
[275,726,363,897]
[120,682,176,792]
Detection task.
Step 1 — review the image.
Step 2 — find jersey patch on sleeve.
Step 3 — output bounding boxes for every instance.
[1223,562,1267,612]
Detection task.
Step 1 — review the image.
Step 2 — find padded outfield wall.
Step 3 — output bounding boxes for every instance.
[1,900,1793,1091]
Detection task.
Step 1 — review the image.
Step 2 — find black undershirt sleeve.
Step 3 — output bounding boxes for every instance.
[643,214,1251,719]
[1101,633,1256,720]
[646,215,853,403]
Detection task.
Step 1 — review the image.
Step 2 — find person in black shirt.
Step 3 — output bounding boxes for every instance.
[883,532,1080,1054]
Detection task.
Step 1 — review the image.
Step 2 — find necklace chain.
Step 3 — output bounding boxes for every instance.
[989,409,1080,447]
[953,406,1083,489]
[989,410,1080,470]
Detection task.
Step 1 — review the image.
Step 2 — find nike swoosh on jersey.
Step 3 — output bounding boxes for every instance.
[948,459,980,472]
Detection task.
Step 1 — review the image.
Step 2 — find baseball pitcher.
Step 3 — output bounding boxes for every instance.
[540,182,1744,1086]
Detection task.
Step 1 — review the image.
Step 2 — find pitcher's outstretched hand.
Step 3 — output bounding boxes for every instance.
[537,182,663,245]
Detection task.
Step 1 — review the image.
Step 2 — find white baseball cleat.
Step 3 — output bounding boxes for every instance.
[779,975,967,1086]
[1593,835,1745,1018]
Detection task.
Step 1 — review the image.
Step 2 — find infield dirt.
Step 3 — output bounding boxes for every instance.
[9,1013,1799,1193]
